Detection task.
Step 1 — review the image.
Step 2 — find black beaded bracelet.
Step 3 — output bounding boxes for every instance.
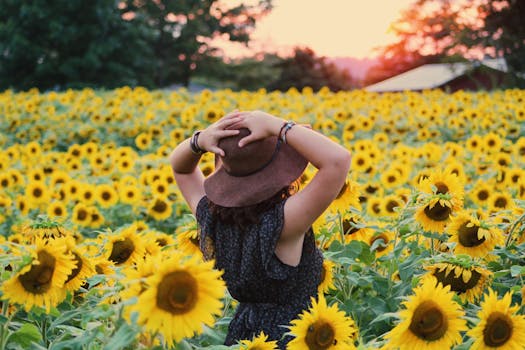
[280,121,296,144]
[190,131,205,155]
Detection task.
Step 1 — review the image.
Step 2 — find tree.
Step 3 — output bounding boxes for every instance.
[369,0,525,86]
[267,47,356,92]
[0,0,155,91]
[121,0,273,87]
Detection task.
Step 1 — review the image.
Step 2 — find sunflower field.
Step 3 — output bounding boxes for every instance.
[0,86,524,350]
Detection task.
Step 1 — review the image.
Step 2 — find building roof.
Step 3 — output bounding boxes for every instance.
[365,59,508,92]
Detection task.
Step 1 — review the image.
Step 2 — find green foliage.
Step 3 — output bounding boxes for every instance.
[268,47,357,92]
[368,0,525,87]
[121,0,273,87]
[194,54,283,91]
[0,0,156,91]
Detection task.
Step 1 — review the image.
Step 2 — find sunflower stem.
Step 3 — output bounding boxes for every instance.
[504,213,525,247]
[0,301,9,349]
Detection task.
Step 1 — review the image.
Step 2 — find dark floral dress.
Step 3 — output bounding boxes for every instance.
[196,196,323,349]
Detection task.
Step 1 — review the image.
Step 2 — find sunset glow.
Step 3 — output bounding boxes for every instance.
[215,0,415,58]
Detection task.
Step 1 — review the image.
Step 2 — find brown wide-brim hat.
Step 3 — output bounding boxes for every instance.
[204,128,308,207]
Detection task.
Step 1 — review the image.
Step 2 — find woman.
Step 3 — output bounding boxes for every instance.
[169,110,351,348]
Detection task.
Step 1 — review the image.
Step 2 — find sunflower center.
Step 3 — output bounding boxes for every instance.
[102,191,111,200]
[424,202,451,221]
[457,222,485,247]
[33,187,43,198]
[342,219,359,235]
[483,312,513,347]
[386,200,399,213]
[152,199,168,213]
[156,271,198,315]
[371,234,388,252]
[76,208,88,221]
[65,252,83,283]
[409,300,448,341]
[18,250,56,294]
[433,268,481,294]
[434,182,449,194]
[305,321,336,349]
[109,238,135,265]
[494,197,507,208]
[477,190,489,201]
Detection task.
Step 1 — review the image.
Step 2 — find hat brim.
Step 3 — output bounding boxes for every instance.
[204,142,308,207]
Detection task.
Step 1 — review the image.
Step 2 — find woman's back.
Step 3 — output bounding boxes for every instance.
[196,196,323,347]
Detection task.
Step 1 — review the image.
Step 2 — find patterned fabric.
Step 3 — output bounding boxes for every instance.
[196,196,324,349]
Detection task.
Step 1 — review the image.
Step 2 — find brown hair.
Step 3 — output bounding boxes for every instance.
[208,182,299,229]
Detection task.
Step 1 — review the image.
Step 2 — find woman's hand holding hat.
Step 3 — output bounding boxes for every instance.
[198,111,244,156]
[226,110,284,148]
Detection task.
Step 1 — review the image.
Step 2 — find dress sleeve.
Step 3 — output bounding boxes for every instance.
[196,196,215,261]
[259,199,299,280]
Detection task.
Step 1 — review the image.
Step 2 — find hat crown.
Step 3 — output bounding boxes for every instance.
[218,128,277,177]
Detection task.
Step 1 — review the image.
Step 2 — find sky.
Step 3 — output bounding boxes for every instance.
[215,0,415,59]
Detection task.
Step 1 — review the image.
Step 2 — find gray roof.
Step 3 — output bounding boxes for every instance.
[365,59,508,92]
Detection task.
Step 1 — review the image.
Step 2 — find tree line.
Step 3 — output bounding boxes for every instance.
[1,0,524,91]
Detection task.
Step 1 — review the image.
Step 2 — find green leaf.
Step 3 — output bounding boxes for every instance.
[510,265,525,277]
[103,322,138,350]
[8,323,42,348]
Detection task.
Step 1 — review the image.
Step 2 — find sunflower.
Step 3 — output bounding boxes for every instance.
[62,237,96,292]
[488,191,515,213]
[384,279,467,350]
[25,180,50,206]
[47,201,67,218]
[78,183,96,205]
[239,331,279,350]
[415,197,455,233]
[469,181,493,207]
[72,203,92,227]
[1,238,76,313]
[318,259,337,294]
[116,155,135,173]
[143,230,176,257]
[336,213,371,243]
[483,132,503,154]
[150,179,170,200]
[468,289,525,349]
[95,183,119,208]
[135,132,152,150]
[423,263,492,303]
[328,179,361,214]
[366,196,384,217]
[380,168,405,189]
[381,194,404,218]
[351,152,373,173]
[119,184,142,205]
[128,252,226,345]
[446,210,504,258]
[88,206,105,228]
[148,197,173,221]
[367,230,394,258]
[102,226,146,267]
[120,253,160,303]
[417,169,464,203]
[175,224,201,258]
[62,179,82,201]
[287,294,358,350]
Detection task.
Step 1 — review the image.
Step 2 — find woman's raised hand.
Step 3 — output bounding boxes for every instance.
[227,110,283,148]
[199,111,244,156]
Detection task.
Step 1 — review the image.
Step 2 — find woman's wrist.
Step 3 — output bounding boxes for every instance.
[189,130,206,155]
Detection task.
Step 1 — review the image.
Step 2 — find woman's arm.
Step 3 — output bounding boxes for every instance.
[231,110,351,264]
[169,112,243,214]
